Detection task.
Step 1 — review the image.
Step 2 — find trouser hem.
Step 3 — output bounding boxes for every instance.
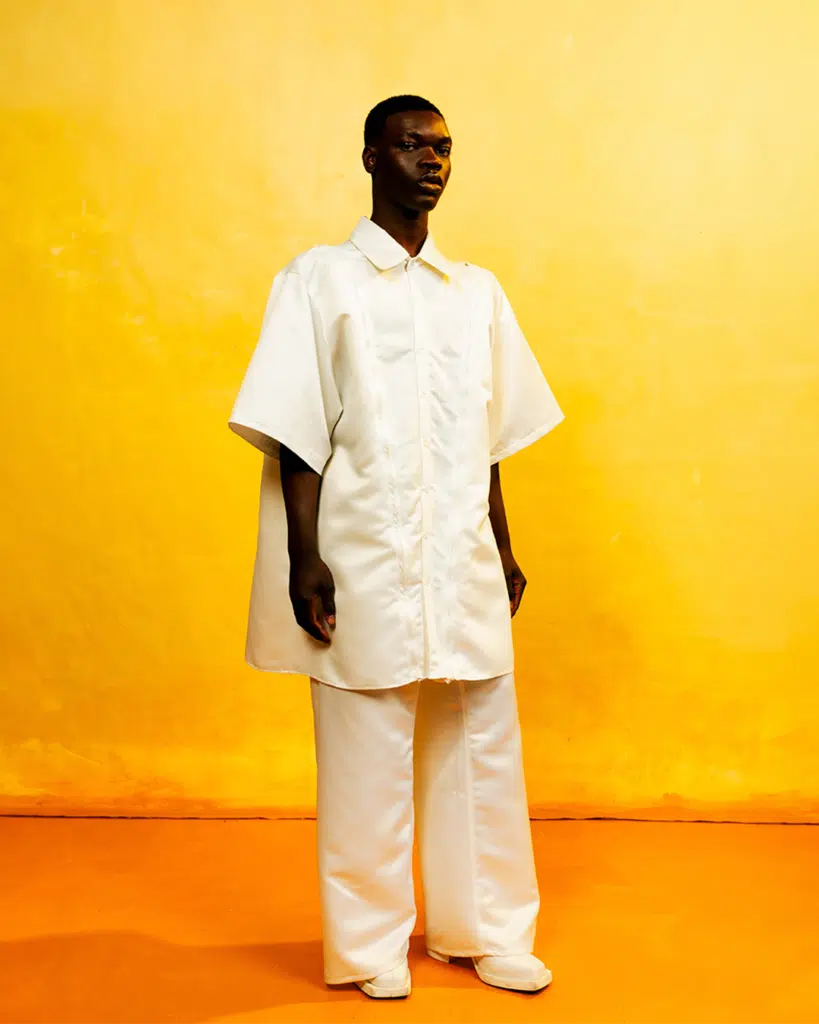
[325,952,408,987]
[428,946,534,958]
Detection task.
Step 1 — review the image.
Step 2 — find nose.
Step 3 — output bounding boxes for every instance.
[419,149,442,170]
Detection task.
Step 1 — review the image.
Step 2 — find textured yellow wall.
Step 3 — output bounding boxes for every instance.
[2,0,818,820]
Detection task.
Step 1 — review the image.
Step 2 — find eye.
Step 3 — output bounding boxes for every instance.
[398,141,416,150]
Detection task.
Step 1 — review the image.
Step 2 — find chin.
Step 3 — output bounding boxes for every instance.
[394,191,443,215]
[415,193,442,211]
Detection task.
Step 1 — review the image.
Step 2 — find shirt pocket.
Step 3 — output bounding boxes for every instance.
[434,303,492,409]
[362,277,415,365]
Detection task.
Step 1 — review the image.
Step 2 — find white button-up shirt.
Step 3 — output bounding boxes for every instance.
[228,215,564,689]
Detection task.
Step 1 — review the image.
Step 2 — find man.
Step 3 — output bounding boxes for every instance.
[228,94,564,999]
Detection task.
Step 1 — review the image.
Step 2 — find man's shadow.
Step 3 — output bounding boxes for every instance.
[0,931,363,1024]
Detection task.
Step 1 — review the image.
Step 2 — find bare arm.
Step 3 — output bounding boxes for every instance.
[488,461,527,617]
[280,443,336,644]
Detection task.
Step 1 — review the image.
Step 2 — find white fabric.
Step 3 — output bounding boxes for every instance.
[310,673,540,985]
[229,216,564,689]
[356,959,411,997]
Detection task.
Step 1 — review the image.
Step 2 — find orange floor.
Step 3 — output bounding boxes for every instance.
[0,818,817,1024]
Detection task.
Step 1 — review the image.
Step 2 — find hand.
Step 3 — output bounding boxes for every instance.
[499,548,527,617]
[288,552,336,644]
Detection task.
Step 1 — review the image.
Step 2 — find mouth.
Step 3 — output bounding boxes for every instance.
[417,177,443,192]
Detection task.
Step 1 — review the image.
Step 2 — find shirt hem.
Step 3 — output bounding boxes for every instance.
[243,655,514,690]
[490,411,565,465]
[227,417,328,475]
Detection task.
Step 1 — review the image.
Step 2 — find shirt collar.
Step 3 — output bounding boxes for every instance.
[349,215,453,277]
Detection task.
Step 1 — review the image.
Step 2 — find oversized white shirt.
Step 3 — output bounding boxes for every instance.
[228,215,564,689]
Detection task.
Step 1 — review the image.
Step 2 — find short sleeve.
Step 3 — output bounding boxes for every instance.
[488,274,564,463]
[228,266,341,474]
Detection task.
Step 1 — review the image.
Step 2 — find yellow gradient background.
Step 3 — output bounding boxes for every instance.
[2,0,818,820]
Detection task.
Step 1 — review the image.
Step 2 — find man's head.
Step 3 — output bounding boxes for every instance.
[362,95,451,212]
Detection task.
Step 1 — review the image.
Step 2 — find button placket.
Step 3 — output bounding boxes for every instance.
[406,257,437,678]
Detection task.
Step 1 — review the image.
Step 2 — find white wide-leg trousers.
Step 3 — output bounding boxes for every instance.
[309,673,540,985]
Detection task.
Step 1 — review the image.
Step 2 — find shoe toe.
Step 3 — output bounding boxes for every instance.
[356,959,411,998]
[474,954,552,992]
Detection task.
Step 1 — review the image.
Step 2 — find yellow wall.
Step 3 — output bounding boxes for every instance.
[2,0,818,821]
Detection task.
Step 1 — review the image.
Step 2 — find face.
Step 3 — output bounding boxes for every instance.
[363,110,452,211]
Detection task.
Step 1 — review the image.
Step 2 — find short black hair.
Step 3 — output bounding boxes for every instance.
[364,94,443,145]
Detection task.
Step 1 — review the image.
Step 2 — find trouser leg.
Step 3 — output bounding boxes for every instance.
[310,678,419,984]
[413,673,540,956]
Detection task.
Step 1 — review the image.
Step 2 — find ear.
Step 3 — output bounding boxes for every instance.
[362,145,376,175]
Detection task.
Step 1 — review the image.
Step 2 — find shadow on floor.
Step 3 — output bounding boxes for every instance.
[0,931,364,1024]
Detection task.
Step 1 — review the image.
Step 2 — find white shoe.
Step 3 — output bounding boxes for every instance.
[428,949,552,992]
[355,958,411,998]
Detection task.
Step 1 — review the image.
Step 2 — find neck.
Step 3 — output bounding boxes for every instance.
[369,197,429,257]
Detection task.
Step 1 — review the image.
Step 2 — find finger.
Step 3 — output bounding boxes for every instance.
[321,585,336,630]
[297,613,327,644]
[309,595,332,644]
[510,576,524,617]
[293,599,330,644]
[515,575,527,614]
